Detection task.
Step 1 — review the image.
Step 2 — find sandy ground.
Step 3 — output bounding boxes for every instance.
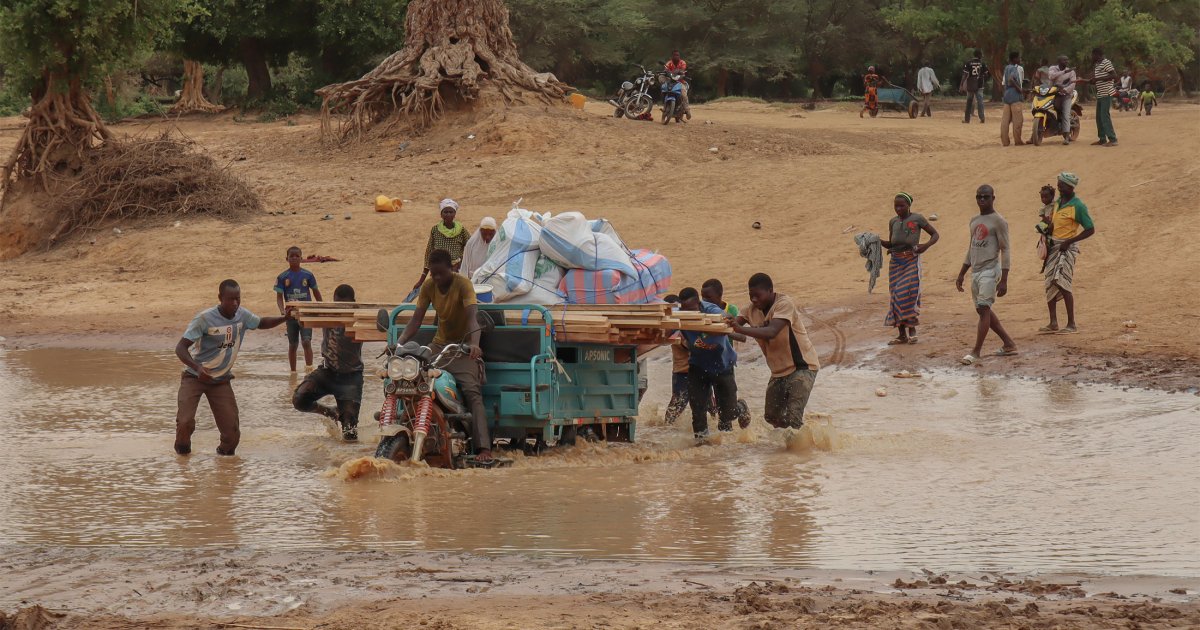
[2,98,1198,390]
[3,547,1198,629]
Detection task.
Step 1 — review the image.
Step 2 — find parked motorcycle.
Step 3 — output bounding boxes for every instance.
[1029,84,1082,146]
[608,65,656,120]
[658,70,687,125]
[1116,88,1139,112]
[371,310,497,469]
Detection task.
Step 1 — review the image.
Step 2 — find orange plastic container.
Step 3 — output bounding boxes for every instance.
[569,93,586,109]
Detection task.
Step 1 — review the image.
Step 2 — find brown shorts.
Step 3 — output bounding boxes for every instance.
[764,369,817,429]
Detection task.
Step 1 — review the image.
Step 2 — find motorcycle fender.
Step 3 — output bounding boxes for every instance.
[380,423,405,437]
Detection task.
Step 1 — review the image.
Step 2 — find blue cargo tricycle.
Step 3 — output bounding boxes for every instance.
[371,304,641,469]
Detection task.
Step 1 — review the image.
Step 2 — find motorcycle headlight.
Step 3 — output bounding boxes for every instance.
[388,356,421,381]
[621,81,634,91]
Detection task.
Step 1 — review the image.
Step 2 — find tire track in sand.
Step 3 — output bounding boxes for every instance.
[803,308,847,366]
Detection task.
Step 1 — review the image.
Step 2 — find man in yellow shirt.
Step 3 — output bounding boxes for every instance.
[397,249,492,464]
[1041,172,1096,334]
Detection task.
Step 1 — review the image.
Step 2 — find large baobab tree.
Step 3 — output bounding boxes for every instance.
[317,0,570,141]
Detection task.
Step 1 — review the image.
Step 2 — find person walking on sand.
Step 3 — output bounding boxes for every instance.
[460,216,497,279]
[1047,55,1077,145]
[1083,47,1119,146]
[1000,51,1026,146]
[956,185,1017,365]
[961,49,988,124]
[1139,82,1157,116]
[274,246,322,373]
[412,199,471,291]
[292,284,365,442]
[1040,172,1095,335]
[917,63,940,117]
[729,274,821,430]
[175,280,291,456]
[860,66,885,118]
[879,192,939,345]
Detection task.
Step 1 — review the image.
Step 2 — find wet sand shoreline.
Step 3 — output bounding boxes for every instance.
[3,547,1198,629]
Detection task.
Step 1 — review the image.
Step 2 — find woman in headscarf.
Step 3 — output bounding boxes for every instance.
[412,199,472,291]
[460,216,497,280]
[879,192,939,344]
[860,65,885,118]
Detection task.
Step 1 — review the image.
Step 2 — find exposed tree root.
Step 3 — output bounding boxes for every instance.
[170,60,224,115]
[317,0,570,142]
[1,75,111,191]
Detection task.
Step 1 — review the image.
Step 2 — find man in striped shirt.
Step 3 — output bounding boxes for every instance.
[1088,47,1119,147]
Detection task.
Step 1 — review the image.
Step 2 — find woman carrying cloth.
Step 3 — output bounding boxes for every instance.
[880,192,939,344]
[860,66,885,118]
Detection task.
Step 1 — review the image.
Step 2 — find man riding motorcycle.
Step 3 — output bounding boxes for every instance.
[1047,55,1077,145]
[396,248,494,464]
[665,50,690,120]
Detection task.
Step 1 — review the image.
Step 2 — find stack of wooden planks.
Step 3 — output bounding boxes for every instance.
[286,302,733,345]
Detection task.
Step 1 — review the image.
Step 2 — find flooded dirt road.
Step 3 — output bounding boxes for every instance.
[1,346,1196,576]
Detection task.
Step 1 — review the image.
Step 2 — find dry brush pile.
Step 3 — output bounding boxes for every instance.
[44,132,260,244]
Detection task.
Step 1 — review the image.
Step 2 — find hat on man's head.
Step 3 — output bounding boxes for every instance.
[1057,172,1080,188]
[440,198,459,211]
[479,217,497,230]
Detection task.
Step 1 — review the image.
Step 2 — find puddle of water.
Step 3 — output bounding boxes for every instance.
[0,346,1197,575]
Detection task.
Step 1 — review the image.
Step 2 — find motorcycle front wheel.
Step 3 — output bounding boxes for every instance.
[662,101,675,125]
[624,95,652,120]
[375,433,412,464]
[1032,119,1043,146]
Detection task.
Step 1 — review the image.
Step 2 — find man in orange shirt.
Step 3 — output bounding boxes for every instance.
[665,50,690,120]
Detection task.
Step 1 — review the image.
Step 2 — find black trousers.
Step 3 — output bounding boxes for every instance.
[688,368,738,435]
[293,367,363,428]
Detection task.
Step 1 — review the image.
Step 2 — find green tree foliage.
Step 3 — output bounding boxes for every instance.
[170,0,405,104]
[0,0,189,94]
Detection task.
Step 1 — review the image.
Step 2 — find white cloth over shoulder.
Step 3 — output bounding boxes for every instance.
[460,219,495,279]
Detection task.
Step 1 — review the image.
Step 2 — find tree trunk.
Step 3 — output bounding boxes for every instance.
[102,75,116,108]
[240,38,272,102]
[715,68,728,98]
[317,0,570,140]
[171,60,223,114]
[2,72,111,191]
[210,66,225,104]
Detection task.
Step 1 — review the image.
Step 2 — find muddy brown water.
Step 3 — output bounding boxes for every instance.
[0,346,1196,576]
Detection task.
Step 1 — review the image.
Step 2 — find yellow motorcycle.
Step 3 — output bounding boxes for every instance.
[1030,85,1082,145]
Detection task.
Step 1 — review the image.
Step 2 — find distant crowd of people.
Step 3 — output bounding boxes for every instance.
[873,46,1159,148]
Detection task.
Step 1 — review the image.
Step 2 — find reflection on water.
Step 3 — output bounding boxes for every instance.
[0,346,1197,575]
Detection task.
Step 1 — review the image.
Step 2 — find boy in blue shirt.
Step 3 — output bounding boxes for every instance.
[677,287,746,439]
[274,246,323,372]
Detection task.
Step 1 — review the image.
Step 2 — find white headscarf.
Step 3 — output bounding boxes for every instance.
[461,217,497,279]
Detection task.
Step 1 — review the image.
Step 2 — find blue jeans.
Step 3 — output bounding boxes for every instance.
[964,89,985,121]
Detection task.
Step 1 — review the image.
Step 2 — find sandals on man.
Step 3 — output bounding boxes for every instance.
[993,347,1018,357]
[960,354,979,365]
[888,338,908,345]
[1057,326,1079,334]
[1038,325,1059,334]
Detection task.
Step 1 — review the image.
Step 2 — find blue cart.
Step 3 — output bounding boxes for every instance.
[378,304,641,462]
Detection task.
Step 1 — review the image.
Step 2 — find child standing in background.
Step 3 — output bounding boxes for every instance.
[274,246,323,372]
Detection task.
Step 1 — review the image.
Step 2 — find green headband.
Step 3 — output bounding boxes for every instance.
[896,192,913,205]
